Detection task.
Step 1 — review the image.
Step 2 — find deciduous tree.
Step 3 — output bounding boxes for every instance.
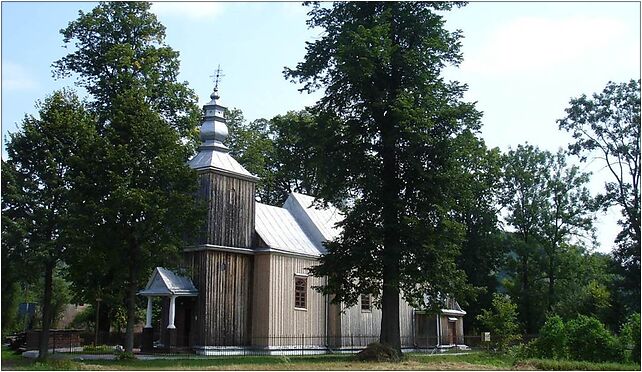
[53,2,204,352]
[286,2,479,353]
[558,79,640,309]
[3,90,96,359]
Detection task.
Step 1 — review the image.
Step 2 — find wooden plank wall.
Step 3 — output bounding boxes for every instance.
[198,171,256,248]
[250,254,271,346]
[439,315,464,345]
[263,254,327,347]
[338,297,415,347]
[187,250,253,346]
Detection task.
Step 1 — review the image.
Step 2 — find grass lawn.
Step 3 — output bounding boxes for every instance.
[2,347,640,370]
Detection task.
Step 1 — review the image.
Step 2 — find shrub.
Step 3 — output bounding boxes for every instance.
[619,312,640,364]
[566,315,622,363]
[82,344,112,354]
[534,314,568,359]
[476,293,521,353]
[116,351,136,360]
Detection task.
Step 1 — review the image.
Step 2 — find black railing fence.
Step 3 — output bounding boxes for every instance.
[35,332,537,356]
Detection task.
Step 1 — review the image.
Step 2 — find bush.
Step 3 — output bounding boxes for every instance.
[82,344,112,354]
[476,294,521,353]
[534,314,568,359]
[619,312,640,364]
[566,315,622,363]
[116,351,136,360]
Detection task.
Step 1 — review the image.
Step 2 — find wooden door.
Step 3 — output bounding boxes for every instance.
[448,321,456,345]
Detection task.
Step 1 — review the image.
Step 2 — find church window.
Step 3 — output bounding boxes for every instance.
[361,294,371,312]
[294,276,307,309]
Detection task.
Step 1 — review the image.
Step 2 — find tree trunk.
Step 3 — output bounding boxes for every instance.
[378,99,402,355]
[125,279,137,352]
[37,261,55,361]
[521,251,532,334]
[548,254,555,312]
[380,260,401,353]
[125,245,139,353]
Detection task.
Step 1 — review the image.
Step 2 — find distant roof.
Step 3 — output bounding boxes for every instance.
[188,150,258,181]
[138,267,198,296]
[283,192,343,253]
[255,202,322,257]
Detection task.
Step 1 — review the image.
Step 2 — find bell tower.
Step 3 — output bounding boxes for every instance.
[186,76,258,350]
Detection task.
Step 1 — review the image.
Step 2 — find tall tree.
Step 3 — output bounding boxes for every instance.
[53,2,204,352]
[501,144,551,333]
[557,79,640,310]
[286,2,478,353]
[3,90,96,360]
[538,150,595,311]
[451,133,505,333]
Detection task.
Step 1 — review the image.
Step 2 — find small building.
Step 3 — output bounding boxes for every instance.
[139,84,466,354]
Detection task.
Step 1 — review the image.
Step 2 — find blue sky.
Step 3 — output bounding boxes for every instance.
[2,1,640,253]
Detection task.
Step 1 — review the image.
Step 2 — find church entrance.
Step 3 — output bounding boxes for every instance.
[448,320,457,345]
[175,297,194,347]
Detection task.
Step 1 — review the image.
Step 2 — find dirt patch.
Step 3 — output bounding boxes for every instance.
[355,342,402,362]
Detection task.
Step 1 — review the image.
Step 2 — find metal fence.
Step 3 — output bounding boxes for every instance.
[27,332,537,357]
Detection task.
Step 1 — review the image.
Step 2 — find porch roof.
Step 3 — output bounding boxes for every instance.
[138,267,198,297]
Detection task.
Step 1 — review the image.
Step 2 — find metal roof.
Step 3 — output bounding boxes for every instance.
[283,192,343,252]
[138,267,198,297]
[255,202,322,257]
[188,149,258,180]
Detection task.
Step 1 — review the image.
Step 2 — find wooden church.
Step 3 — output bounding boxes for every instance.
[138,85,467,354]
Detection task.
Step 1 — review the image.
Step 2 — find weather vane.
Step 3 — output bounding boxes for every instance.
[210,65,225,92]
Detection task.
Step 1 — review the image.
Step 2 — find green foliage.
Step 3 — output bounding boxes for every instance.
[3,89,97,359]
[619,312,640,364]
[53,1,201,143]
[476,293,521,352]
[116,351,137,360]
[82,344,113,354]
[286,2,480,350]
[53,1,204,352]
[566,315,623,363]
[501,145,595,333]
[516,358,640,371]
[451,135,505,331]
[69,305,94,331]
[532,315,568,359]
[558,79,640,310]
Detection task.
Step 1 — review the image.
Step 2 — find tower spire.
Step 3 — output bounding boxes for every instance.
[209,65,225,101]
[188,70,258,181]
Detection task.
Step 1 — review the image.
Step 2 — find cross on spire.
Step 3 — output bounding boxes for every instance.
[209,65,225,99]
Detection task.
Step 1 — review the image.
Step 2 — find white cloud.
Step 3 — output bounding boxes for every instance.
[462,15,628,75]
[151,2,224,20]
[2,62,38,92]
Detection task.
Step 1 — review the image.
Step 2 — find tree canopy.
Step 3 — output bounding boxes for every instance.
[2,89,96,359]
[558,79,640,310]
[53,1,204,352]
[286,2,479,352]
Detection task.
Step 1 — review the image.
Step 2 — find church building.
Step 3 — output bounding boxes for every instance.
[138,84,466,354]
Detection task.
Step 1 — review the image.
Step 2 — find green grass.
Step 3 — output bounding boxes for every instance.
[2,347,640,370]
[516,358,641,371]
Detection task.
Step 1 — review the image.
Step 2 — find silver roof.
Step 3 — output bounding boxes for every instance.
[188,88,258,181]
[255,202,322,257]
[188,149,258,180]
[283,192,343,252]
[138,267,198,296]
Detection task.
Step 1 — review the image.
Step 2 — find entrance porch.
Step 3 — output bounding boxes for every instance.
[138,267,198,352]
